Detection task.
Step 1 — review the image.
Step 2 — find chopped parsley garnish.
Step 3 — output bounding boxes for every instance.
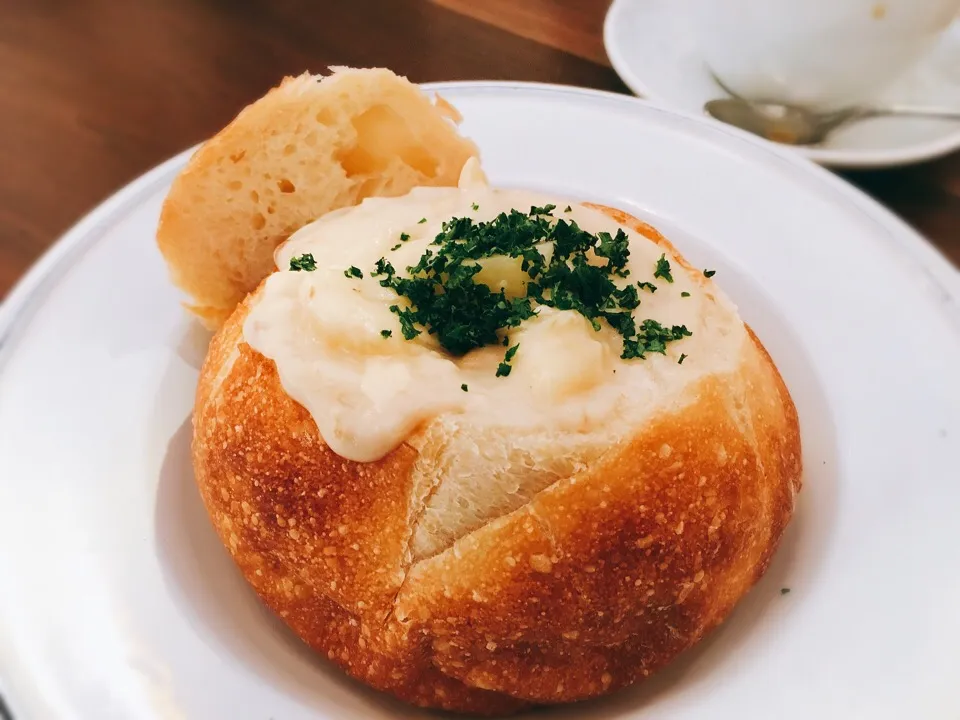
[461,383,469,392]
[371,257,394,278]
[595,230,631,278]
[653,254,674,283]
[620,320,692,360]
[681,291,690,297]
[564,205,572,212]
[290,253,317,272]
[781,587,791,595]
[704,268,716,278]
[380,329,392,338]
[678,353,687,364]
[400,232,410,241]
[343,265,363,279]
[418,217,427,224]
[471,203,479,211]
[496,343,520,377]
[389,243,402,251]
[368,208,693,371]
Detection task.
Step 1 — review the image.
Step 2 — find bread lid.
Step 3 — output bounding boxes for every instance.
[156,67,478,327]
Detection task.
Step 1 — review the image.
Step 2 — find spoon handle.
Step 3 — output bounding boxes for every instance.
[860,105,960,121]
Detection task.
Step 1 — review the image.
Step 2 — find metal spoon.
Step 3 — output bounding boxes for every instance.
[704,98,960,145]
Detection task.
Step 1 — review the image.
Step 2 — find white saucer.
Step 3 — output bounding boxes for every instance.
[1,82,959,719]
[604,0,960,168]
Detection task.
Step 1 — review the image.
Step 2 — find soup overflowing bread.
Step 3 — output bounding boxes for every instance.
[165,68,803,714]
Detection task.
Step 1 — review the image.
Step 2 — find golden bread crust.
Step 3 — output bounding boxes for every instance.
[192,206,802,713]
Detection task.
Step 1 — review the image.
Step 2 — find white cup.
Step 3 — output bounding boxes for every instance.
[688,0,960,110]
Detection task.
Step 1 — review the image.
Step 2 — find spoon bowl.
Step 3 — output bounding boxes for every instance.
[704,99,854,145]
[704,98,960,146]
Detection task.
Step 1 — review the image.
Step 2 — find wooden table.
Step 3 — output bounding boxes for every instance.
[1,0,958,300]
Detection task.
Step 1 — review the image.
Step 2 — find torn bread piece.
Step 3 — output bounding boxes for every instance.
[156,67,479,327]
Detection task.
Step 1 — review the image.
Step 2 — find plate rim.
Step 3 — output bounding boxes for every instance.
[602,0,960,170]
[1,79,959,719]
[0,147,198,358]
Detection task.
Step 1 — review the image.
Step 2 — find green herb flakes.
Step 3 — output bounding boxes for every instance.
[380,329,392,338]
[496,343,520,378]
[343,265,362,279]
[369,206,693,371]
[654,254,674,283]
[678,353,687,364]
[418,217,427,224]
[621,320,691,360]
[290,253,317,272]
[595,229,631,278]
[400,232,410,241]
[681,291,690,297]
[372,257,396,278]
[461,383,469,392]
[703,269,716,278]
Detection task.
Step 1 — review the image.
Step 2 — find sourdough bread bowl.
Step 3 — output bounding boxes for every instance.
[165,68,802,714]
[190,198,801,714]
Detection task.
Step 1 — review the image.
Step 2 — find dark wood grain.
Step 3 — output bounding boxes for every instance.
[0,0,956,300]
[431,0,612,65]
[843,154,960,252]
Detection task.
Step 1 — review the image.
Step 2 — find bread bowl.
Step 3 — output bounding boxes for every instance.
[188,166,802,712]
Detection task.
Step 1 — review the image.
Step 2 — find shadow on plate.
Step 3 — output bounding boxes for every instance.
[175,321,213,370]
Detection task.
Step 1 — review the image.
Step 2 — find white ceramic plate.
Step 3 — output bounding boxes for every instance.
[1,82,959,720]
[604,0,960,169]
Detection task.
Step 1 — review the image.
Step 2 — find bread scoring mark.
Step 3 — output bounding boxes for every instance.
[382,451,447,627]
[406,425,627,566]
[206,343,242,401]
